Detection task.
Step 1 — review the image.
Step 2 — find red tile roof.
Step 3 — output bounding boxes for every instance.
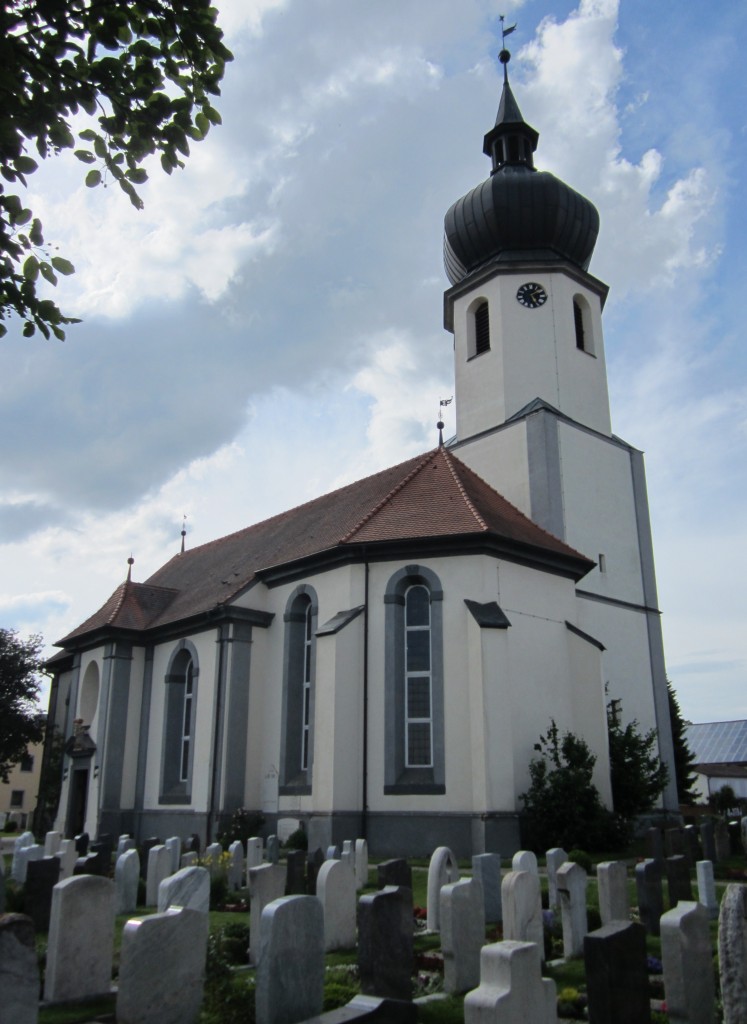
[58,448,592,645]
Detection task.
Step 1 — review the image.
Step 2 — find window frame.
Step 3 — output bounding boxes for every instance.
[279,585,318,795]
[159,640,199,805]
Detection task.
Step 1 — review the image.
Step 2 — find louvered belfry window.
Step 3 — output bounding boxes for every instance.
[474,301,490,355]
[574,299,586,350]
[405,584,433,767]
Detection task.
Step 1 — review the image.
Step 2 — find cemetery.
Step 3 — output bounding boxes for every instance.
[1,819,747,1024]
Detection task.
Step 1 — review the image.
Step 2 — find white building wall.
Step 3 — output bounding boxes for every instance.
[119,645,145,809]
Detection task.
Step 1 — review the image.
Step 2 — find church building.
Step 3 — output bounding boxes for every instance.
[46,51,678,857]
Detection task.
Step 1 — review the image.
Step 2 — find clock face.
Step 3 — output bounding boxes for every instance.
[516,282,548,309]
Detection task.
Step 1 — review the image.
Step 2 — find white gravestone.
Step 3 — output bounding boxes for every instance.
[44,831,62,856]
[662,901,715,1024]
[227,840,244,890]
[441,876,485,994]
[247,837,263,869]
[10,831,35,883]
[248,862,287,965]
[256,895,325,1024]
[180,851,198,869]
[696,860,719,920]
[464,940,556,1024]
[117,907,208,1024]
[317,858,357,952]
[165,836,181,874]
[158,865,210,915]
[472,853,503,924]
[545,847,568,909]
[55,839,77,881]
[426,846,460,932]
[718,883,747,1024]
[115,848,140,915]
[354,838,369,891]
[501,871,544,955]
[597,860,629,925]
[145,844,172,906]
[14,844,43,885]
[44,875,116,1002]
[203,842,223,877]
[557,861,588,958]
[511,850,538,875]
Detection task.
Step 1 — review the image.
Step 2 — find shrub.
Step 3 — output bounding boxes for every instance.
[219,808,265,852]
[285,827,308,851]
[567,849,592,875]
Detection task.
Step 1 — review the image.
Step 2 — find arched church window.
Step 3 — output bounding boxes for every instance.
[279,586,317,794]
[160,641,199,805]
[384,566,445,794]
[573,295,594,354]
[468,298,490,358]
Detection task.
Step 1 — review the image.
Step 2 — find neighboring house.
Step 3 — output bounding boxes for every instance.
[685,720,747,805]
[0,741,43,831]
[45,58,677,858]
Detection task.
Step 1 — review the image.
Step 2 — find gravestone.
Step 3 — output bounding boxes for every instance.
[158,865,210,914]
[584,921,651,1024]
[635,858,664,936]
[248,862,287,964]
[714,820,731,863]
[181,850,198,868]
[684,824,701,867]
[661,901,715,1024]
[203,841,223,876]
[227,840,244,890]
[139,836,161,877]
[741,816,747,856]
[117,834,135,857]
[44,830,62,856]
[24,856,61,931]
[463,940,556,1024]
[183,833,201,855]
[115,848,140,915]
[700,819,716,863]
[728,821,741,855]
[117,907,208,1024]
[326,844,341,861]
[665,827,686,859]
[146,844,172,906]
[355,838,369,890]
[511,850,538,875]
[666,854,693,908]
[501,870,543,954]
[90,837,113,872]
[718,883,747,1024]
[73,853,100,876]
[165,836,182,874]
[557,860,588,958]
[14,843,43,885]
[472,853,502,924]
[696,860,719,920]
[307,847,324,894]
[266,834,279,864]
[317,857,357,951]
[44,875,116,1002]
[597,861,629,925]
[378,858,413,890]
[256,896,324,1024]
[286,848,307,894]
[545,847,568,909]
[74,831,89,855]
[10,831,35,883]
[358,886,413,1001]
[0,914,39,1024]
[441,876,485,993]
[646,826,665,864]
[426,846,459,931]
[56,839,77,880]
[247,836,263,869]
[85,845,110,876]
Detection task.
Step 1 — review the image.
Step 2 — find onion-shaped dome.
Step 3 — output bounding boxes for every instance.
[444,76,599,285]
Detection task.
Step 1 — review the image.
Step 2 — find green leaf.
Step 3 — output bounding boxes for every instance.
[160,153,174,174]
[79,129,98,142]
[40,262,58,286]
[126,168,148,184]
[23,256,39,282]
[29,219,44,246]
[23,321,35,337]
[206,105,222,125]
[14,208,33,227]
[0,323,7,338]
[51,257,75,276]
[51,325,66,341]
[74,149,96,164]
[85,169,102,187]
[14,155,38,174]
[195,111,210,137]
[93,136,108,159]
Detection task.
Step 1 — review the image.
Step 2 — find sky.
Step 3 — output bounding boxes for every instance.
[1,0,746,725]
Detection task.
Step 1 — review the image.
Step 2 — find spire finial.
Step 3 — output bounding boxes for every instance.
[499,15,516,82]
[180,515,187,554]
[126,555,134,582]
[438,397,453,448]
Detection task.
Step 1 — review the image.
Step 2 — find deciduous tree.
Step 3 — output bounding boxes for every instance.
[0,628,46,782]
[0,0,232,339]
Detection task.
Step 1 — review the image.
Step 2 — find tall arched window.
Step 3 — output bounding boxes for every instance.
[573,294,594,354]
[467,298,491,358]
[161,641,199,804]
[384,566,445,794]
[280,586,318,794]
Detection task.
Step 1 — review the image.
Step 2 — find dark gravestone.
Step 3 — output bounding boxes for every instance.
[377,859,413,890]
[635,858,663,936]
[665,855,693,908]
[358,886,413,1001]
[700,819,716,863]
[683,824,700,867]
[89,839,113,876]
[183,833,201,856]
[139,837,161,879]
[73,854,98,875]
[646,827,664,864]
[24,856,61,931]
[714,820,731,863]
[285,849,307,895]
[0,914,39,1023]
[584,921,651,1024]
[728,821,742,855]
[74,832,89,855]
[307,848,325,894]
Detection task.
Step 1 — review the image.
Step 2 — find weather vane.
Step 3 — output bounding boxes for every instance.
[437,397,453,448]
[180,514,188,554]
[499,14,516,79]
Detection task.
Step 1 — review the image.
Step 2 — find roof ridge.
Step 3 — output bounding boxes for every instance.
[340,449,439,543]
[106,580,129,626]
[440,448,488,531]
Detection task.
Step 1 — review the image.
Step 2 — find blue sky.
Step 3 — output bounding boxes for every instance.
[1,0,745,724]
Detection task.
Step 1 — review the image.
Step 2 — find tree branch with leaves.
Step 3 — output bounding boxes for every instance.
[0,628,46,782]
[0,0,232,339]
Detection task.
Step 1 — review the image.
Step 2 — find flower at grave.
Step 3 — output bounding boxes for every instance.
[646,955,663,974]
[542,909,555,928]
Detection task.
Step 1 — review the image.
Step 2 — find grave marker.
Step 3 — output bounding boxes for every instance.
[545,847,568,909]
[501,870,543,954]
[358,886,413,1001]
[464,940,556,1024]
[115,848,140,915]
[146,844,172,906]
[255,896,324,1024]
[696,860,719,920]
[597,861,629,925]
[441,876,485,993]
[472,852,502,924]
[248,862,286,964]
[24,856,61,931]
[317,857,357,951]
[718,883,747,1024]
[158,865,210,914]
[661,901,715,1024]
[584,921,651,1024]
[0,914,39,1024]
[426,846,459,931]
[635,858,664,936]
[44,875,116,1002]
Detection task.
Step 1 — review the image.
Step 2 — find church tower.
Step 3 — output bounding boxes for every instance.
[443,50,678,810]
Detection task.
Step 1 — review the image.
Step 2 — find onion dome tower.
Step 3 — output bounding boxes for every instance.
[444,50,600,284]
